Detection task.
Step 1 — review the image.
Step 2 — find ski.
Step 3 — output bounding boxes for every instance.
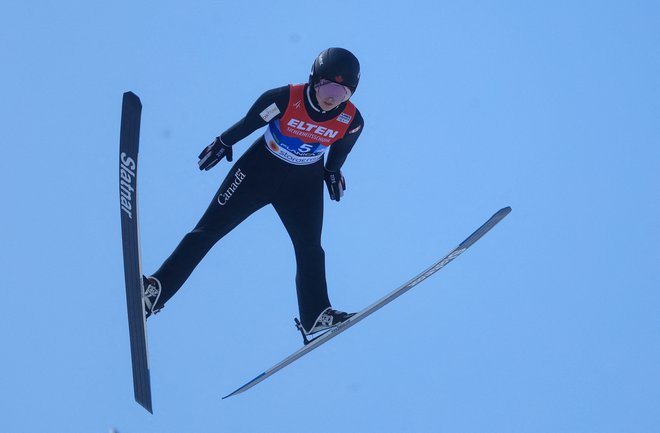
[119,91,153,413]
[222,206,512,399]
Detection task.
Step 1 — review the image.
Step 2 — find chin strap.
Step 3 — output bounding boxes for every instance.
[305,85,324,113]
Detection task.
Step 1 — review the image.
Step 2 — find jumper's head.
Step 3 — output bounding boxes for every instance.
[309,47,360,111]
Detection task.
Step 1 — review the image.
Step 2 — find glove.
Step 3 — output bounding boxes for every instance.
[198,136,233,171]
[324,168,346,201]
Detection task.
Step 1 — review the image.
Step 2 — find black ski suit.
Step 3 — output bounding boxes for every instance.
[150,84,364,330]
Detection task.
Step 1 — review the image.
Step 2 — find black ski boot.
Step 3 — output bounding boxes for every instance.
[303,307,355,336]
[142,276,162,318]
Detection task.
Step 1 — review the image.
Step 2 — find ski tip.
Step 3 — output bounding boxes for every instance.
[490,206,512,221]
[122,91,142,105]
[487,206,512,226]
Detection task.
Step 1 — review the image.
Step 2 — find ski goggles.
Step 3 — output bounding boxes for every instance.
[314,79,352,103]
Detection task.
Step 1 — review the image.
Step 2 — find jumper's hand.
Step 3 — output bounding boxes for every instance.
[324,168,346,201]
[198,137,233,171]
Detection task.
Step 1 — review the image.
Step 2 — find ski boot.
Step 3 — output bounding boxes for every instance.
[295,307,355,344]
[142,276,163,318]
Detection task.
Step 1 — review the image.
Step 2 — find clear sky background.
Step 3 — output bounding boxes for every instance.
[2,1,659,432]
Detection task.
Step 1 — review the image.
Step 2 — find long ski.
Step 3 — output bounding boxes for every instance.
[119,91,153,413]
[223,206,512,399]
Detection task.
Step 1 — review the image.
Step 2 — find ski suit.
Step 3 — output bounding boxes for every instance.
[151,83,364,330]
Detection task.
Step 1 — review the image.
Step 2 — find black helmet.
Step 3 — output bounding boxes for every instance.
[309,47,360,93]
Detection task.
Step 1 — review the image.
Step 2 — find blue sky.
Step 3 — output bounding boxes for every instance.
[1,1,659,432]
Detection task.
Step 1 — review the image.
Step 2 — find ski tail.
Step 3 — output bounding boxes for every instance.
[222,373,267,399]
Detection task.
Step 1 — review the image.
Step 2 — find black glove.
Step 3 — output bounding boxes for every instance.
[324,168,346,201]
[198,136,233,171]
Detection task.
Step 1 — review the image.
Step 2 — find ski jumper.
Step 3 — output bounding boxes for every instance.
[151,84,364,330]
